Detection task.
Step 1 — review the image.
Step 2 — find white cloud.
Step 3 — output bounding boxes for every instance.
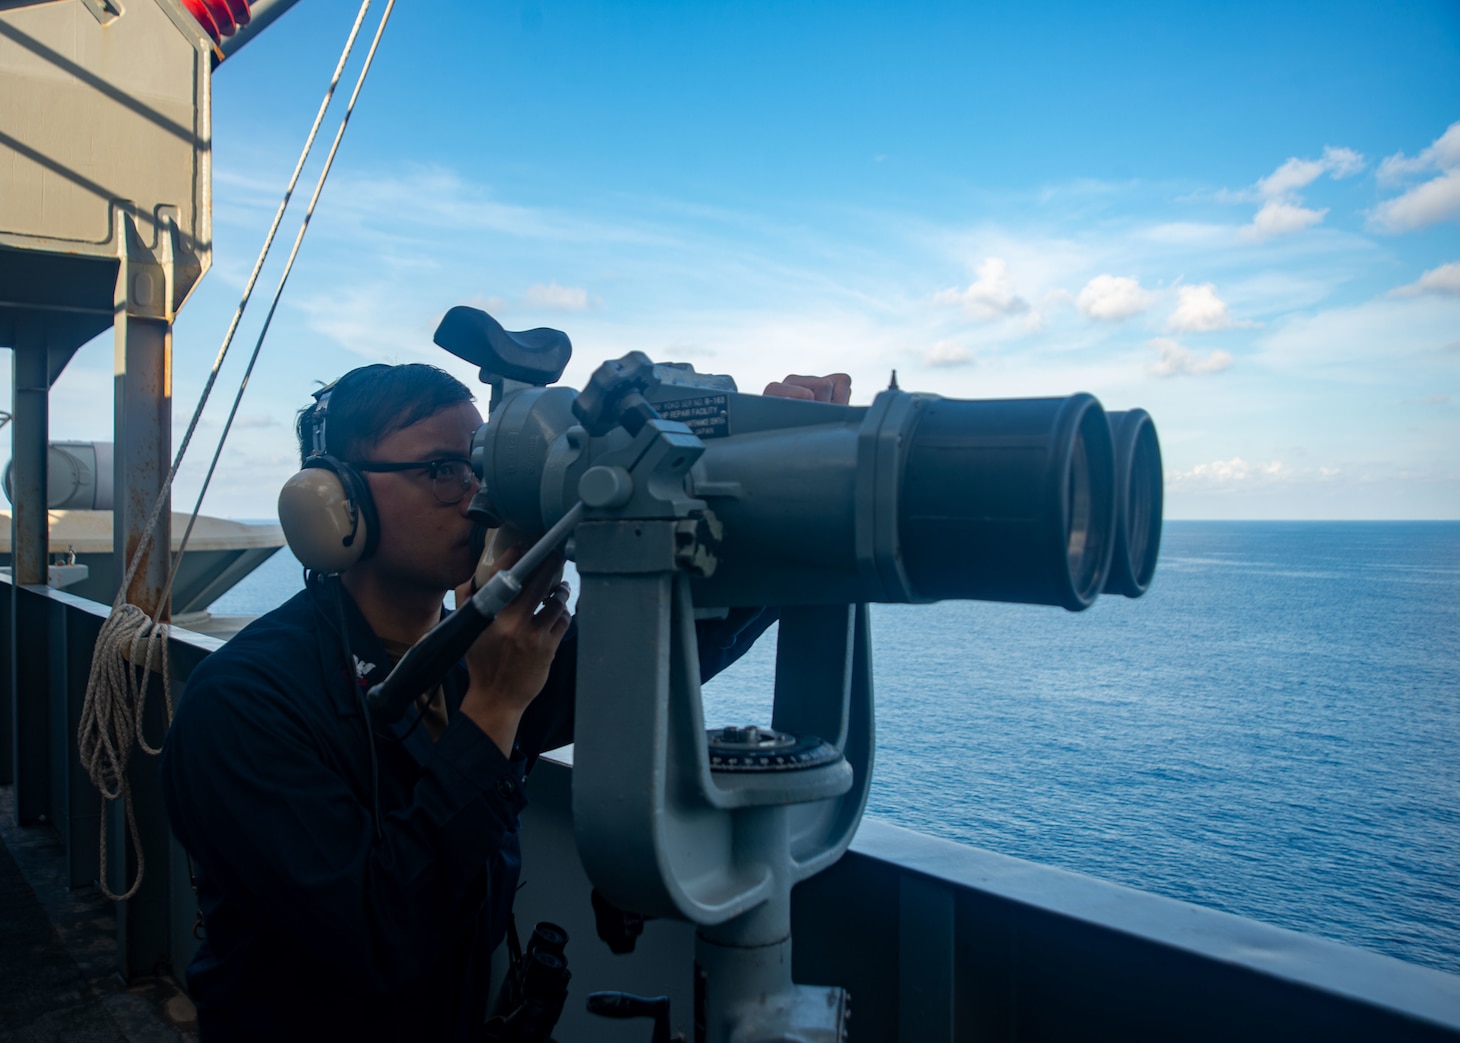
[1376,121,1460,184]
[1241,200,1328,241]
[1256,158,1329,199]
[1370,122,1460,233]
[1147,337,1234,378]
[522,282,591,311]
[1234,145,1363,240]
[924,340,974,367]
[1322,147,1366,178]
[1166,284,1233,332]
[1169,458,1288,487]
[1369,170,1460,233]
[933,257,1030,320]
[1076,274,1153,321]
[1390,261,1460,298]
[1256,147,1364,198]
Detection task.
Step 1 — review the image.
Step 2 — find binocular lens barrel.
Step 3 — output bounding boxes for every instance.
[899,393,1115,611]
[1103,409,1163,598]
[471,378,1161,611]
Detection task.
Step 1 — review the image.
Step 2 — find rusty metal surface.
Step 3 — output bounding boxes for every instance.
[113,301,172,619]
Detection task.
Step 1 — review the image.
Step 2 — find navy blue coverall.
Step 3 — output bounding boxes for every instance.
[160,575,770,1041]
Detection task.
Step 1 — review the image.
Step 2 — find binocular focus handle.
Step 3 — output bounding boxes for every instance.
[573,351,662,436]
[365,584,505,722]
[586,992,680,1043]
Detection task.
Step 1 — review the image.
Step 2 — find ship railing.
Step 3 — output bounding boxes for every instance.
[3,576,1459,1040]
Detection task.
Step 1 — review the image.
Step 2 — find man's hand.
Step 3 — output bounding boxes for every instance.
[763,373,852,405]
[456,542,572,756]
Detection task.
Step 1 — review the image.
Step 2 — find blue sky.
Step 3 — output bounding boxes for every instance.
[8,0,1460,519]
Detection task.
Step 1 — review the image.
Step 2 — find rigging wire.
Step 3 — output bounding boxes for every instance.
[77,0,396,901]
[164,0,398,611]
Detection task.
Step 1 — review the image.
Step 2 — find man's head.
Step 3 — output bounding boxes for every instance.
[295,363,474,465]
[280,364,486,590]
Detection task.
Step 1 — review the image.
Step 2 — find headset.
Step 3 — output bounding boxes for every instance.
[277,367,386,573]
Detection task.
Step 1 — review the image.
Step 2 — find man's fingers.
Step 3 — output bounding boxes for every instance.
[763,380,815,400]
[764,373,853,404]
[489,551,565,624]
[533,581,573,628]
[535,581,571,615]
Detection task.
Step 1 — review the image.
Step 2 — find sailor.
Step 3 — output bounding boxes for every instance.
[159,361,849,1041]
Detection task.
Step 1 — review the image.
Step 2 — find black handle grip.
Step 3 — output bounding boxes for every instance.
[366,599,492,722]
[586,992,674,1043]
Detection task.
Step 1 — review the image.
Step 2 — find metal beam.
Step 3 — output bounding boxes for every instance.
[113,215,172,618]
[10,313,51,824]
[109,210,175,979]
[12,312,50,587]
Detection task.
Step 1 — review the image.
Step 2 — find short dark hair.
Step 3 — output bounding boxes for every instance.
[296,363,475,465]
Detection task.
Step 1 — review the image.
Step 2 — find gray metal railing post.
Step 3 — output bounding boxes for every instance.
[898,873,956,1041]
[60,600,105,888]
[0,572,9,786]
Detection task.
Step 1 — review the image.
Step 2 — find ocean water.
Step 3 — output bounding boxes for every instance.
[210,521,1460,975]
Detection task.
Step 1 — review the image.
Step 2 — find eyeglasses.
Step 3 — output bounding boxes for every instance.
[350,457,478,505]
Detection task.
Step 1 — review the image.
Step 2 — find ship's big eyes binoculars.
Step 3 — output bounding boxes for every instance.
[416,305,1163,1042]
[438,305,1162,613]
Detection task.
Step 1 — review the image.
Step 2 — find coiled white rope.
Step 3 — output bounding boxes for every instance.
[77,0,396,900]
[78,605,174,900]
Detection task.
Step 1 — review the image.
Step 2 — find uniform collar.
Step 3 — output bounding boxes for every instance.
[309,573,397,719]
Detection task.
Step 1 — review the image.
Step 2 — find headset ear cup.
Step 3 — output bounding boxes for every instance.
[278,457,376,572]
[339,461,379,562]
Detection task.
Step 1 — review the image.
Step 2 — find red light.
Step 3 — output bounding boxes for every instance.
[181,0,250,43]
[222,0,251,26]
[180,0,219,42]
